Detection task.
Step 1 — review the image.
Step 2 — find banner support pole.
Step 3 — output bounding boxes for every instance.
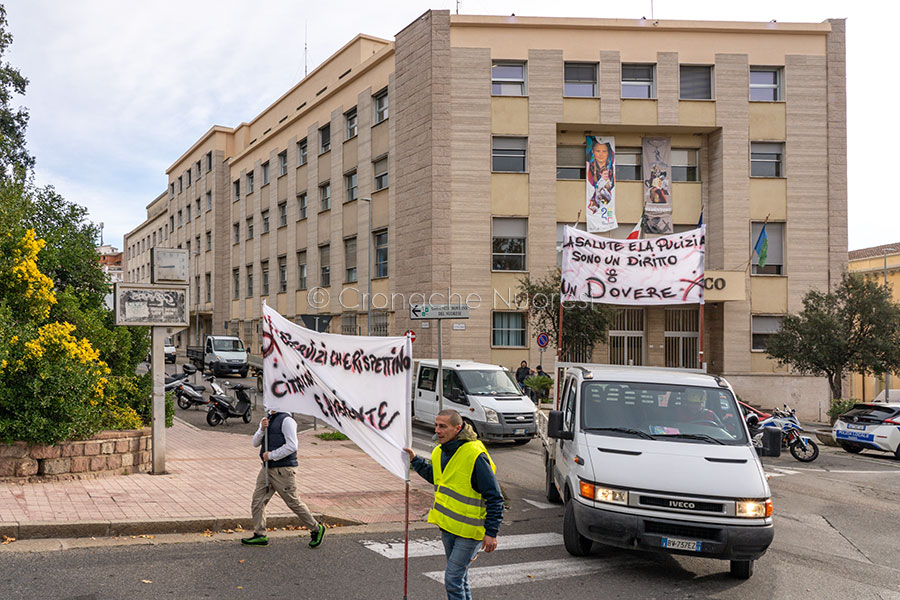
[403,479,410,600]
[556,303,565,410]
[698,302,705,371]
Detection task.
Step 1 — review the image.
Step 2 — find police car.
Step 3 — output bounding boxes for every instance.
[833,403,900,458]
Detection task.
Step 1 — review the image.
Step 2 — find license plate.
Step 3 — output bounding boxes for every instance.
[847,423,866,430]
[513,428,526,435]
[662,537,701,552]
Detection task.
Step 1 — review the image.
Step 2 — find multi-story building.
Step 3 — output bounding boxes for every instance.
[124,12,847,419]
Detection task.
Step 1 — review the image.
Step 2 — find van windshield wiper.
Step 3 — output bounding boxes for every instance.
[658,433,725,445]
[584,427,655,440]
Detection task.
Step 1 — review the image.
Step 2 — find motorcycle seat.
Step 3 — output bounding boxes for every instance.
[231,383,251,391]
[184,383,206,392]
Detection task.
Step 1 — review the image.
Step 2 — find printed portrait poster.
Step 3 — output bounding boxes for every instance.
[642,137,673,235]
[586,136,617,233]
[261,302,412,480]
[560,224,706,306]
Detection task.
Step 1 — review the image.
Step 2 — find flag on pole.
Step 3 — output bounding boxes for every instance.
[753,225,769,268]
[626,215,643,240]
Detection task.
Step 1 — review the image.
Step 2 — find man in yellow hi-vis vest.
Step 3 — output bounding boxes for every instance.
[406,409,504,600]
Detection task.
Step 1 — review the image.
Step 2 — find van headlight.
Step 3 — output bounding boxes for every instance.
[484,408,499,424]
[736,499,773,518]
[579,481,628,505]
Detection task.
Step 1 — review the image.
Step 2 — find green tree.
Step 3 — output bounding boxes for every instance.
[0,5,34,181]
[765,273,900,400]
[518,269,615,362]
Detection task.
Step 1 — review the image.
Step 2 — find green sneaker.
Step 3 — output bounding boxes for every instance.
[241,534,269,546]
[309,523,325,548]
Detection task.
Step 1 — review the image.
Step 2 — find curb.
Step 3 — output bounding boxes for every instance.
[814,429,839,447]
[0,513,362,541]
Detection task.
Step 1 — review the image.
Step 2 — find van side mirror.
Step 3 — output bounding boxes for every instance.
[759,427,781,457]
[547,410,573,441]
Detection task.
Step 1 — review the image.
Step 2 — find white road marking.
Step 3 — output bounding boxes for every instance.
[766,467,800,477]
[522,498,558,509]
[423,557,640,588]
[361,532,563,559]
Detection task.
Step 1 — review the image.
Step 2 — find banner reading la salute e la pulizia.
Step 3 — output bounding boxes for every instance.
[586,136,617,232]
[561,225,706,306]
[261,302,412,480]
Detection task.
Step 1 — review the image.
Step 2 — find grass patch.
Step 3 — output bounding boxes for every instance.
[315,431,349,441]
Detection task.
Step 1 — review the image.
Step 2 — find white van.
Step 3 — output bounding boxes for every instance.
[412,360,537,444]
[542,364,776,579]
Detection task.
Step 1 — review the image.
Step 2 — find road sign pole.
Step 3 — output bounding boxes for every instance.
[151,326,167,474]
[437,320,444,414]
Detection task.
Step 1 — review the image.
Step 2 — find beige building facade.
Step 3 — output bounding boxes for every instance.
[125,12,847,420]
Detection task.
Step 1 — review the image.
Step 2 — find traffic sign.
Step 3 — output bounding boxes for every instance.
[536,332,550,348]
[405,329,416,342]
[409,304,469,320]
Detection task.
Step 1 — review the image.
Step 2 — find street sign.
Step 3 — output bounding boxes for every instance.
[537,332,550,348]
[114,283,189,326]
[405,329,416,342]
[452,323,466,331]
[409,304,469,320]
[150,248,189,284]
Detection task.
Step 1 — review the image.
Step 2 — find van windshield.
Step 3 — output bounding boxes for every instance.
[457,370,522,396]
[581,381,748,445]
[213,338,245,352]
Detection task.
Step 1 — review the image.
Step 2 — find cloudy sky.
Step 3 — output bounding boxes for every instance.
[4,0,891,251]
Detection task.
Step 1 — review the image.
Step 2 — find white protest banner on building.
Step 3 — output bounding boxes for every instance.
[261,303,412,480]
[561,225,706,306]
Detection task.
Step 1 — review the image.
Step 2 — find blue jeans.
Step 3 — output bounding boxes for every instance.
[440,529,482,600]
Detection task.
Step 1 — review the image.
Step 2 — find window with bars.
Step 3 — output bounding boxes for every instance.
[679,65,713,100]
[665,308,699,369]
[492,312,526,347]
[608,308,644,366]
[557,145,586,179]
[341,313,358,336]
[371,312,389,336]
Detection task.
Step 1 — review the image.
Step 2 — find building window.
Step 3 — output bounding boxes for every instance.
[492,312,526,347]
[279,151,288,176]
[492,217,527,271]
[373,157,388,191]
[564,62,597,97]
[246,171,254,193]
[261,162,270,185]
[246,217,254,239]
[205,273,211,303]
[491,62,526,96]
[665,308,699,369]
[341,313,358,336]
[206,191,212,211]
[278,201,287,227]
[196,160,201,178]
[177,210,183,227]
[195,197,201,214]
[345,170,358,202]
[344,237,357,283]
[169,215,174,232]
[319,182,331,211]
[261,209,270,234]
[750,67,782,102]
[297,138,308,165]
[170,182,175,196]
[206,151,213,172]
[373,88,388,124]
[492,137,527,172]
[297,251,307,290]
[750,142,783,177]
[233,222,240,244]
[372,311,388,336]
[186,169,192,187]
[752,315,783,351]
[178,176,183,192]
[621,64,655,99]
[345,107,358,139]
[232,268,240,299]
[233,180,240,201]
[680,65,713,100]
[609,308,645,366]
[615,147,642,181]
[246,265,253,297]
[751,222,784,275]
[186,205,191,222]
[278,256,287,292]
[319,123,331,153]
[261,260,269,295]
[671,149,699,182]
[206,231,212,251]
[297,193,308,220]
[194,235,200,251]
[557,145,586,179]
[319,245,330,287]
[374,231,388,278]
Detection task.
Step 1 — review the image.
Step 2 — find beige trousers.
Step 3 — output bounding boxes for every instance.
[250,465,318,535]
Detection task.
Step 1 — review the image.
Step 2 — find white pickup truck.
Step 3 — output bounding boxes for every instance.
[187,335,249,377]
[539,363,778,579]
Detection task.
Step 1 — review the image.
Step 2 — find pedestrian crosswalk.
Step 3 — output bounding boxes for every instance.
[361,532,563,559]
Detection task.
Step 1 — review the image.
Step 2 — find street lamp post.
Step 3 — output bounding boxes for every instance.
[193,248,201,345]
[360,197,373,335]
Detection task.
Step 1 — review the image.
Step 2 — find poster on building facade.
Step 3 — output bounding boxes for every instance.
[261,302,412,480]
[586,136,617,232]
[642,137,673,235]
[560,224,706,306]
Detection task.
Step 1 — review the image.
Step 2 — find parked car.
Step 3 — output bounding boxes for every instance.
[833,403,900,458]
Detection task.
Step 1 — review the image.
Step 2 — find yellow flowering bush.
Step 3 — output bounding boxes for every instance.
[1,229,56,320]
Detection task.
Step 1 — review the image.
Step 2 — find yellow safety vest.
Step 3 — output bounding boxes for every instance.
[427,440,496,540]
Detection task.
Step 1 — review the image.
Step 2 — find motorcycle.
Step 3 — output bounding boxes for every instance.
[173,364,208,410]
[205,376,253,427]
[748,404,819,462]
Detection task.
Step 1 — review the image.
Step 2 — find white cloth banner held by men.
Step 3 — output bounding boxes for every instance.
[261,303,412,480]
[560,225,706,306]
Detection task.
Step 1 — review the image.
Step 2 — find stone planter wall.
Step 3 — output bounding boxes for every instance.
[0,429,151,482]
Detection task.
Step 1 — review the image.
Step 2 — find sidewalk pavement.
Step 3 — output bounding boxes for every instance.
[0,418,434,540]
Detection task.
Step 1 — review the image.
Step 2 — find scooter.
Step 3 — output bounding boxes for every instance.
[174,364,208,410]
[164,364,194,392]
[205,376,253,426]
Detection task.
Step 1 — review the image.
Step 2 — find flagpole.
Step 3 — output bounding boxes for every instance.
[403,332,412,600]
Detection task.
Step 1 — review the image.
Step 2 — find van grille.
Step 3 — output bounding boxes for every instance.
[500,412,535,426]
[644,520,722,541]
[639,496,724,513]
